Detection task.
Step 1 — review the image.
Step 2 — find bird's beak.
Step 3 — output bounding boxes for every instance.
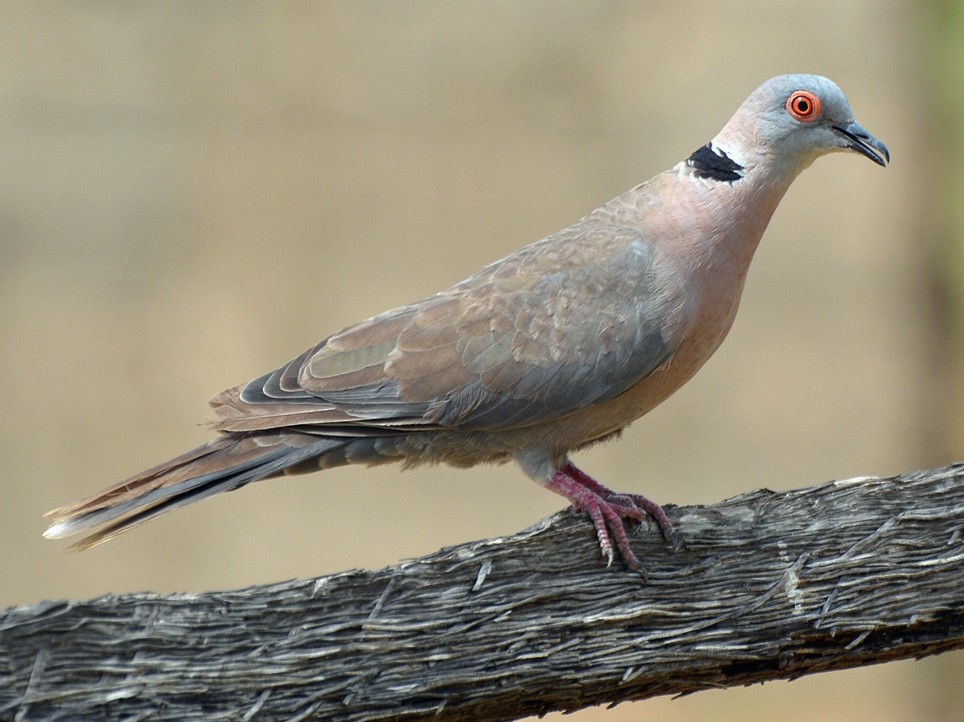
[831,121,890,166]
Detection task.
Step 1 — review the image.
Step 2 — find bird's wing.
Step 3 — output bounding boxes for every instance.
[211,221,683,434]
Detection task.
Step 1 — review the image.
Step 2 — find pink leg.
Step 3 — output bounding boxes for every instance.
[546,462,677,570]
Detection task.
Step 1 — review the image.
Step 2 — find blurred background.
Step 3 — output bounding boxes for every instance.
[2,1,962,720]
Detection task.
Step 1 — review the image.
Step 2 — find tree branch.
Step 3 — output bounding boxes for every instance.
[3,465,964,721]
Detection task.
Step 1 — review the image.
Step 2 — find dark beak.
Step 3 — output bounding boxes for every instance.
[831,121,890,167]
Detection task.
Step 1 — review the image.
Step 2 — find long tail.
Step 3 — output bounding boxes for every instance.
[43,432,346,551]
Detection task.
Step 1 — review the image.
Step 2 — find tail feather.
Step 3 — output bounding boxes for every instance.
[44,433,344,551]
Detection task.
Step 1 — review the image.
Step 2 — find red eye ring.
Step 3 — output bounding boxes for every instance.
[786,90,821,122]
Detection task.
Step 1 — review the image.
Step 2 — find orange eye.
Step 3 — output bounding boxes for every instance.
[786,90,821,121]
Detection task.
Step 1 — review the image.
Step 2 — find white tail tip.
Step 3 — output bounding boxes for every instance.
[42,522,73,540]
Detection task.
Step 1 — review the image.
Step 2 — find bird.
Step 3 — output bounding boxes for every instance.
[44,74,889,570]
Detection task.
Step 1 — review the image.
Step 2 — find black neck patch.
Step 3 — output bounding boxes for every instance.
[687,144,744,182]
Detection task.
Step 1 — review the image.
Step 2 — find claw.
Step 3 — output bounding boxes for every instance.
[546,462,675,571]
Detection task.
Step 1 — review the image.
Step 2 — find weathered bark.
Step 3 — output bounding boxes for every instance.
[2,465,963,721]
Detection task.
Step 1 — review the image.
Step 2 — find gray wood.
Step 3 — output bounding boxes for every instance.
[5,464,964,721]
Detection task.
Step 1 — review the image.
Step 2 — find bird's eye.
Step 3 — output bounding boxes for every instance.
[786,91,821,122]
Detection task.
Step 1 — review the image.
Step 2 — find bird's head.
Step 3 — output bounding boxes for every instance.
[715,74,889,175]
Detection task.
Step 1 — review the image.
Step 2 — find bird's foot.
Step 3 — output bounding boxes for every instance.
[546,463,676,571]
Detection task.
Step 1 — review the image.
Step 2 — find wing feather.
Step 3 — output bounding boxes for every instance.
[210,219,681,435]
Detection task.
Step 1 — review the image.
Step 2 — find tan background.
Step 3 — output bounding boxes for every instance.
[2,2,962,720]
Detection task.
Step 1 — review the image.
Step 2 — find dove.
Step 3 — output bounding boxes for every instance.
[44,74,888,570]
